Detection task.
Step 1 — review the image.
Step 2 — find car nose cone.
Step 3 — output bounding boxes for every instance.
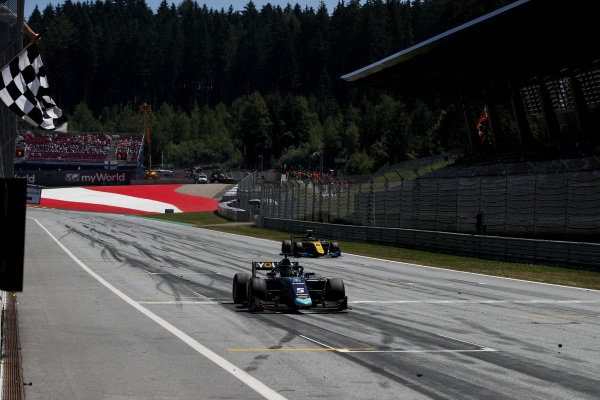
[294,297,312,307]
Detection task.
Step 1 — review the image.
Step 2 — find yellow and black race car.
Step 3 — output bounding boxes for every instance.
[281,230,341,257]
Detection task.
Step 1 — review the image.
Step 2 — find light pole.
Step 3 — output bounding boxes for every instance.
[313,151,323,179]
[313,151,323,222]
[139,103,152,178]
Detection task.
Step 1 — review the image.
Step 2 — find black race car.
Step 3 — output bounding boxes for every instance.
[232,257,347,312]
[281,230,341,257]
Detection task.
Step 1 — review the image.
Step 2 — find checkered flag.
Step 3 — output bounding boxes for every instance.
[0,44,67,131]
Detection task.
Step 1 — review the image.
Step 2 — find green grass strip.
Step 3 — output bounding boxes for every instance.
[144,211,600,291]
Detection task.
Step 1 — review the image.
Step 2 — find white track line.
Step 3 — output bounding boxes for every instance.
[299,335,337,350]
[299,333,497,354]
[33,218,286,400]
[350,300,600,304]
[137,301,220,305]
[343,349,498,353]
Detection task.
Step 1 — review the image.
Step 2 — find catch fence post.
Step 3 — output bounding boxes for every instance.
[311,179,316,222]
[368,179,375,226]
[328,183,332,223]
[357,182,363,226]
[383,177,389,227]
[346,182,351,224]
[304,180,308,221]
[336,182,341,223]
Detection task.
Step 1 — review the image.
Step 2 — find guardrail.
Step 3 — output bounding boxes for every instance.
[218,200,250,222]
[263,218,600,271]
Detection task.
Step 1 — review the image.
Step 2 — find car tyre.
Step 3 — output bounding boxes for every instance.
[247,278,267,312]
[325,278,345,301]
[329,241,340,257]
[282,240,292,254]
[293,241,304,257]
[232,273,250,304]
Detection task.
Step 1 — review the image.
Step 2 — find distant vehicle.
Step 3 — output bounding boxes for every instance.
[281,230,341,257]
[195,173,208,184]
[232,257,347,312]
[187,166,201,179]
[210,170,222,183]
[144,169,173,179]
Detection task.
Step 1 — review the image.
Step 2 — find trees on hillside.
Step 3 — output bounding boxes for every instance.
[25,0,516,172]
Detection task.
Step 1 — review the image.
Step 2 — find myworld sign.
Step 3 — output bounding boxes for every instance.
[71,172,128,184]
[14,170,134,186]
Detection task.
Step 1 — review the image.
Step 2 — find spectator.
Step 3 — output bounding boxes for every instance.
[0,0,41,43]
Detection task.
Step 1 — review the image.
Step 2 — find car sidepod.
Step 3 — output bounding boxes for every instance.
[311,241,326,256]
[300,241,325,257]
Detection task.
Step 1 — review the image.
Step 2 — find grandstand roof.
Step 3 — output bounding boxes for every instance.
[341,0,598,95]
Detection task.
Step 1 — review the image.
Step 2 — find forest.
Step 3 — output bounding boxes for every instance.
[23,0,516,173]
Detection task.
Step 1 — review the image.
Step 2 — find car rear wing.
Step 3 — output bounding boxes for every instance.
[252,261,299,276]
[291,230,319,241]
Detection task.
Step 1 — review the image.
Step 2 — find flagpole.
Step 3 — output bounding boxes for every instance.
[0,28,48,71]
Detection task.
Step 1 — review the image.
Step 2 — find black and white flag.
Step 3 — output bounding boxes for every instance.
[0,44,67,131]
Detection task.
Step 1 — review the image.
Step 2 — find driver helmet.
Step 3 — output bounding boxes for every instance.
[280,260,296,277]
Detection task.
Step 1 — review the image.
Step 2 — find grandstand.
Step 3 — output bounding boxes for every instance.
[13,131,143,185]
[14,131,142,168]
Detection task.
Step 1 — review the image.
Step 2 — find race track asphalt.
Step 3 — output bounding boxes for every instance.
[17,208,600,400]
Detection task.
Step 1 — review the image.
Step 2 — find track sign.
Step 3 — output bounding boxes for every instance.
[26,184,42,205]
[0,179,26,291]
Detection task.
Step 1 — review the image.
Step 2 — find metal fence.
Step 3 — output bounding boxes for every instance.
[262,218,600,270]
[0,0,23,178]
[239,166,600,243]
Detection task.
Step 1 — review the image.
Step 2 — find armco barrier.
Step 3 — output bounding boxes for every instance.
[218,200,250,222]
[263,217,600,271]
[222,185,238,202]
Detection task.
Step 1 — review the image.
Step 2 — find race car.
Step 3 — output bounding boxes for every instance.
[232,257,347,312]
[281,230,341,257]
